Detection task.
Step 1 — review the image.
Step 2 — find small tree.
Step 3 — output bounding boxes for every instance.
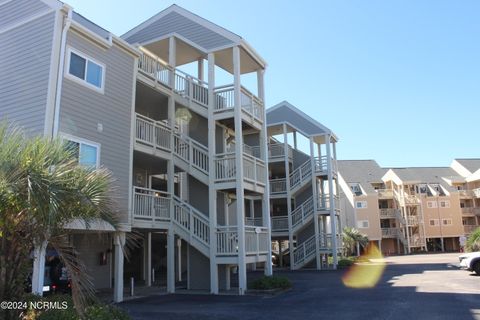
[0,124,119,319]
[466,227,480,252]
[342,227,369,256]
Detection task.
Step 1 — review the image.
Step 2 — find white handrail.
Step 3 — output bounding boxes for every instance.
[291,196,314,229]
[290,159,312,190]
[135,113,171,151]
[269,178,287,194]
[293,235,316,266]
[173,132,209,174]
[172,196,210,246]
[271,216,289,231]
[133,187,171,221]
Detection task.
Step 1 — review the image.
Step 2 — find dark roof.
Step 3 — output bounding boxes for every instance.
[455,159,480,174]
[338,160,387,193]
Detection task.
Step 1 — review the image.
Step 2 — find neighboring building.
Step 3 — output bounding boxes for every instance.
[339,160,480,255]
[1,0,272,302]
[266,101,341,270]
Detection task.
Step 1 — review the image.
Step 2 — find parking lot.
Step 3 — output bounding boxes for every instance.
[120,253,480,320]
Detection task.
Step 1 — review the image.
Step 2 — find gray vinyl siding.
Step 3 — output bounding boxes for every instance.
[187,245,210,290]
[0,11,56,135]
[123,11,234,50]
[59,30,136,223]
[0,0,50,29]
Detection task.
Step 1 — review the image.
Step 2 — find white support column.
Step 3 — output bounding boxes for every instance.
[233,46,247,295]
[326,135,338,268]
[226,265,231,291]
[32,240,48,296]
[167,230,175,293]
[186,243,190,290]
[283,124,294,269]
[168,36,176,88]
[113,232,125,303]
[293,132,297,150]
[177,239,182,282]
[258,68,272,276]
[198,58,204,81]
[207,52,219,294]
[310,137,321,270]
[145,232,152,286]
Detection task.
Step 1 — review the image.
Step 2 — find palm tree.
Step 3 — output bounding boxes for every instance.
[466,227,480,252]
[342,227,369,257]
[0,124,118,319]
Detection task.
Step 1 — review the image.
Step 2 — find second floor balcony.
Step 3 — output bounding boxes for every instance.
[379,208,399,219]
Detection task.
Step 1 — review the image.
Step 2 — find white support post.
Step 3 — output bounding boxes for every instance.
[283,124,294,270]
[177,238,182,281]
[198,58,204,81]
[293,132,297,150]
[113,232,125,303]
[168,36,176,88]
[167,230,175,293]
[250,199,255,220]
[310,137,321,270]
[145,232,152,286]
[233,46,247,295]
[326,135,338,268]
[207,52,219,294]
[32,240,48,296]
[226,265,231,291]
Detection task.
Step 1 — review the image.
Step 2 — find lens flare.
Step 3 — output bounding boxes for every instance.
[341,243,386,288]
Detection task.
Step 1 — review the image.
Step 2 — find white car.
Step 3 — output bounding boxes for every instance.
[459,252,480,275]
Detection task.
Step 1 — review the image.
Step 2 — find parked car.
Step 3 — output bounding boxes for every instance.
[459,252,480,275]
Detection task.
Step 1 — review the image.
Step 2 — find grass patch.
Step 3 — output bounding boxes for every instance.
[250,276,292,290]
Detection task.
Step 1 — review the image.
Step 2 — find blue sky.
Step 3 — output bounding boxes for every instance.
[67,0,480,167]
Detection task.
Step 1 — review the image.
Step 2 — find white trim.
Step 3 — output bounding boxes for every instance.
[60,133,101,168]
[64,46,106,94]
[70,20,112,48]
[141,32,208,54]
[127,55,138,226]
[0,8,54,35]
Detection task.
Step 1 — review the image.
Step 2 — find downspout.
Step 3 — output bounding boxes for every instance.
[51,6,73,137]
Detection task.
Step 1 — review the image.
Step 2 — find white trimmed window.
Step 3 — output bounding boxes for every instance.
[439,201,450,208]
[442,219,452,226]
[429,219,439,226]
[62,134,100,168]
[66,48,105,92]
[357,220,369,228]
[356,201,367,209]
[427,201,437,209]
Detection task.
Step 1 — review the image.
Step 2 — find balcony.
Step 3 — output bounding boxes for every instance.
[135,113,171,154]
[271,216,289,233]
[381,228,398,238]
[404,194,421,205]
[314,156,337,175]
[459,190,474,198]
[269,178,287,195]
[376,189,393,199]
[245,217,263,227]
[132,187,171,224]
[379,208,399,219]
[406,216,420,225]
[215,226,269,257]
[461,207,474,215]
[267,143,293,162]
[213,153,266,191]
[317,194,340,212]
[473,188,480,198]
[464,225,478,234]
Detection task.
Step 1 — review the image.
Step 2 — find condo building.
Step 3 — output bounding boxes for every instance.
[339,160,480,255]
[1,0,273,302]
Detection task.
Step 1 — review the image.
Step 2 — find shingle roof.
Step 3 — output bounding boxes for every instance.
[455,159,480,175]
[338,160,387,194]
[386,167,459,192]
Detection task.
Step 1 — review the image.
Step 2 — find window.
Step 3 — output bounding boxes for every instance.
[66,48,105,92]
[442,219,452,226]
[63,135,100,168]
[439,201,450,208]
[357,220,369,229]
[427,201,437,209]
[356,201,367,209]
[429,219,439,226]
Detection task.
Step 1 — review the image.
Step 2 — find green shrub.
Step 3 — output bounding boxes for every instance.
[250,276,292,290]
[84,304,130,320]
[337,258,354,268]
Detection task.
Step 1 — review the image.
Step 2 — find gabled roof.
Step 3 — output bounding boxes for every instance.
[266,101,338,142]
[382,167,458,192]
[454,158,480,175]
[121,5,265,70]
[338,160,387,194]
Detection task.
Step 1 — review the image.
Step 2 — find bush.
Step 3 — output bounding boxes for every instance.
[250,276,292,290]
[337,258,354,268]
[21,294,130,320]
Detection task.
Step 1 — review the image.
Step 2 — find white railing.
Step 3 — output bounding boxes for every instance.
[379,208,398,218]
[245,217,263,227]
[395,210,406,225]
[138,50,171,86]
[245,226,269,255]
[268,143,292,160]
[381,228,398,238]
[409,237,425,247]
[406,216,419,225]
[404,194,421,205]
[135,113,171,151]
[243,153,266,185]
[133,187,171,221]
[213,84,264,122]
[173,196,210,246]
[321,234,342,250]
[458,190,474,198]
[290,159,312,190]
[216,226,238,255]
[462,207,474,214]
[376,189,393,198]
[291,197,314,229]
[214,152,236,183]
[270,178,287,194]
[317,194,339,211]
[473,188,480,198]
[173,132,209,174]
[464,225,478,234]
[243,145,261,158]
[271,216,289,232]
[293,235,316,267]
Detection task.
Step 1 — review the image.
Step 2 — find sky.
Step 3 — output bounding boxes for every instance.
[66,0,480,168]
